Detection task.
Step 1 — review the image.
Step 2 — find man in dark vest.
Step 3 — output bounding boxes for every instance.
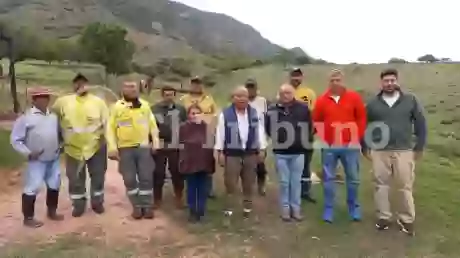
[215,86,267,218]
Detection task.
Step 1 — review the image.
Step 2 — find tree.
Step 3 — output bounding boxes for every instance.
[79,22,135,76]
[294,55,313,65]
[388,57,408,64]
[40,40,60,64]
[417,54,439,63]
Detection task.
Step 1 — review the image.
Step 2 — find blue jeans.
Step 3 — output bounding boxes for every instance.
[274,154,304,213]
[185,171,209,216]
[23,158,61,196]
[322,148,361,221]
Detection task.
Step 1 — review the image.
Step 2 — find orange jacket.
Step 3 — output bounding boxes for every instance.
[312,88,366,146]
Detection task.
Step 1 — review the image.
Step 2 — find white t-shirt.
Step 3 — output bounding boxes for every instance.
[249,96,267,116]
[382,91,400,107]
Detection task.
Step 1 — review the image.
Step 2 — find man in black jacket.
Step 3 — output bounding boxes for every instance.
[265,84,314,222]
[151,86,187,209]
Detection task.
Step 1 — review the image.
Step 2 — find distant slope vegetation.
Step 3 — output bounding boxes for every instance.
[0,0,286,63]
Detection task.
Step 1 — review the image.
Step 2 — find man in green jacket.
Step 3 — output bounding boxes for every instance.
[363,68,427,237]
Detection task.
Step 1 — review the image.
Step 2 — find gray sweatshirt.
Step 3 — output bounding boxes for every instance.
[365,91,427,151]
[10,107,61,161]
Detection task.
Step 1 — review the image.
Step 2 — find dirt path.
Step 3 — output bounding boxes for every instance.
[0,160,195,251]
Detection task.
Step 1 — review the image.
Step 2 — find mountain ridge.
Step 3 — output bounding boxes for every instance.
[0,0,303,64]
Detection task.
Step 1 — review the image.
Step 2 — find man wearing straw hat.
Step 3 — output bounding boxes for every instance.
[11,86,64,228]
[52,73,109,217]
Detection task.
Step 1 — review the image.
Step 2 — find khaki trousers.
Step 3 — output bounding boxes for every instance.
[224,154,258,212]
[371,150,415,223]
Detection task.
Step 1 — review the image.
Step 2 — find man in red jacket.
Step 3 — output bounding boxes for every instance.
[313,69,366,223]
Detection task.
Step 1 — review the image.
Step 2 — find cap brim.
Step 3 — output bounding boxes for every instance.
[191,78,202,83]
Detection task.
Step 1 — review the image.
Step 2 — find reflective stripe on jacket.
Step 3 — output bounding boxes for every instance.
[52,94,109,160]
[106,98,159,152]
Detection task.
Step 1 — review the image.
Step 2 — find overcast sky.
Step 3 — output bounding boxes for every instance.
[176,0,458,64]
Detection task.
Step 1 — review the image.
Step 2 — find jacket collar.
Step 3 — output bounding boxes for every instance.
[325,87,347,97]
[31,106,50,115]
[159,101,176,109]
[377,88,404,97]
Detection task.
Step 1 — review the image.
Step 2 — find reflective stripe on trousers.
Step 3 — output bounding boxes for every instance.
[139,190,153,195]
[127,188,139,195]
[70,194,86,200]
[92,191,104,197]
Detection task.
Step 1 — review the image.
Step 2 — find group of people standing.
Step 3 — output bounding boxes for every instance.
[10,66,426,237]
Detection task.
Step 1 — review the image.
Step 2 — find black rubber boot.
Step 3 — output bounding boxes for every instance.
[22,194,44,228]
[91,202,105,214]
[72,199,86,217]
[46,189,64,221]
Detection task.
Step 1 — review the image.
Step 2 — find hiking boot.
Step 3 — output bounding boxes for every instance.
[23,218,44,228]
[375,219,390,231]
[143,208,154,219]
[301,194,317,204]
[291,209,304,222]
[72,201,86,217]
[131,207,143,220]
[397,219,415,236]
[47,209,64,221]
[280,208,291,222]
[91,203,105,214]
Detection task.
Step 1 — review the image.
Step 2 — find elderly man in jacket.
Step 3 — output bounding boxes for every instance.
[215,86,267,218]
[52,73,109,217]
[266,84,314,221]
[107,81,160,219]
[11,87,64,228]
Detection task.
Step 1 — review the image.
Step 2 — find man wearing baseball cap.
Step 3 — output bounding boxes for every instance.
[245,79,268,196]
[11,87,64,227]
[287,68,317,203]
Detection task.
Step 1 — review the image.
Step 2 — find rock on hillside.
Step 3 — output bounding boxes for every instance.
[0,0,285,61]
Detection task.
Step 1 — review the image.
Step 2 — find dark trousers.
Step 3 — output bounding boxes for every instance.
[65,145,107,208]
[153,149,184,200]
[185,171,208,216]
[119,147,154,208]
[301,150,314,197]
[256,162,267,186]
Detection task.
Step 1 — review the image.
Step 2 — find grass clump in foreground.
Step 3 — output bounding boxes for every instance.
[0,129,24,169]
[0,235,136,258]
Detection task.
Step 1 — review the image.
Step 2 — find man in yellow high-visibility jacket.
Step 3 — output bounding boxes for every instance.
[52,73,109,217]
[288,68,317,204]
[106,81,159,220]
[180,76,218,198]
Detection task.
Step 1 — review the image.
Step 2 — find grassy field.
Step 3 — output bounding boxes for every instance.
[1,61,460,257]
